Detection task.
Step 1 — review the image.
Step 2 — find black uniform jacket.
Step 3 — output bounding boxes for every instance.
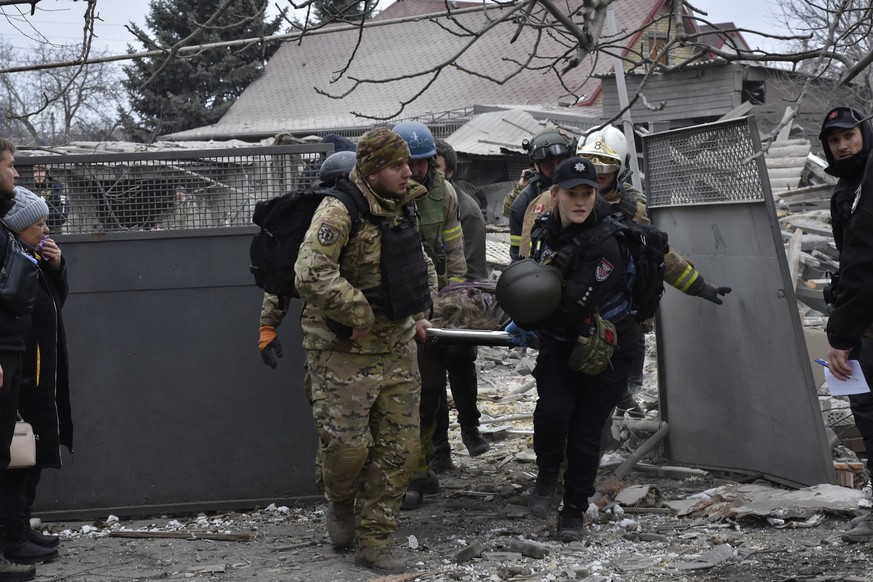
[533,197,637,357]
[822,113,873,349]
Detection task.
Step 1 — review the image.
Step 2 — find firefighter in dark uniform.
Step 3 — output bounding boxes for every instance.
[818,107,873,543]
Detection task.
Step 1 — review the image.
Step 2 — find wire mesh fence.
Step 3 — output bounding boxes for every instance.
[16,144,333,234]
[642,117,769,209]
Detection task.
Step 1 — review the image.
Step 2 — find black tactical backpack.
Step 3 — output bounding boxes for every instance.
[249,179,368,298]
[556,214,669,323]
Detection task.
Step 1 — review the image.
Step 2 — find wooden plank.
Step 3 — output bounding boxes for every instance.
[765,157,810,168]
[778,184,834,200]
[782,221,833,237]
[765,145,812,158]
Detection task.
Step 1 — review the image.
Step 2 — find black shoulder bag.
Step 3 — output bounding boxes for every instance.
[0,220,39,315]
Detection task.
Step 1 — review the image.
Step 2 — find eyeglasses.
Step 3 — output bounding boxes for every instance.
[530,143,570,162]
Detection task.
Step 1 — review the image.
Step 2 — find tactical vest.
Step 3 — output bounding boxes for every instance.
[372,203,433,320]
[417,170,448,286]
[531,212,631,326]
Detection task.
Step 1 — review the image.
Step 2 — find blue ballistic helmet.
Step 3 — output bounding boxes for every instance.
[392,121,437,160]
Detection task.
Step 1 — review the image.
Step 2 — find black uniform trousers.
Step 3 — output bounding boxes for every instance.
[0,351,23,470]
[433,345,481,448]
[850,340,873,473]
[532,342,635,509]
[0,350,27,540]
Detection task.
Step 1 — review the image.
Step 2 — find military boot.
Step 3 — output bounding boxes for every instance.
[401,470,439,510]
[461,425,490,457]
[355,546,406,574]
[430,438,454,473]
[528,471,558,517]
[325,501,355,548]
[556,504,585,543]
[0,556,35,582]
[842,513,873,543]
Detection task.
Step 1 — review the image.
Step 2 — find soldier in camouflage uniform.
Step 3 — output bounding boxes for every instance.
[294,128,435,575]
[391,122,467,509]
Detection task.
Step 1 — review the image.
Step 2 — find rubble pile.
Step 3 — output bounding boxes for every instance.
[32,339,873,582]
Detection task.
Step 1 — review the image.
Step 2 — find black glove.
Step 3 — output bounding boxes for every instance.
[697,284,731,305]
[260,338,283,368]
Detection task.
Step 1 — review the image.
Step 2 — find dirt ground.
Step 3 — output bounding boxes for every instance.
[30,344,873,582]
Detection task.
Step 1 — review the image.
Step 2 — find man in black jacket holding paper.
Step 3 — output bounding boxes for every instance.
[819,108,873,543]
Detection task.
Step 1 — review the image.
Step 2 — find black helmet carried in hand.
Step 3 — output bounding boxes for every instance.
[496,259,563,327]
[319,150,357,184]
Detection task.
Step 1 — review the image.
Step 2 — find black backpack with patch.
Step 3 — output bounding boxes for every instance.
[553,214,669,323]
[613,217,669,322]
[249,179,368,298]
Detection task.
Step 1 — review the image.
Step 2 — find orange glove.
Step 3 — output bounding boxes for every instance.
[259,326,277,351]
[259,326,282,368]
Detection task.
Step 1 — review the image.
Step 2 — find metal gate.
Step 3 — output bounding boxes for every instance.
[643,116,835,487]
[15,146,330,518]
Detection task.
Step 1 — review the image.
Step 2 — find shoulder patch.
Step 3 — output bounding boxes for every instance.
[317,223,341,247]
[595,258,614,282]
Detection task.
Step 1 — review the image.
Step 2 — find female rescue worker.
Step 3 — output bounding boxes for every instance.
[496,157,653,542]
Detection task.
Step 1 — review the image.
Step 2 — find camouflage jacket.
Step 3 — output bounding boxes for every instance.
[259,292,288,329]
[294,168,436,354]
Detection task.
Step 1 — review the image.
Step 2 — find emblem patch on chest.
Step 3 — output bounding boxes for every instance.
[317,224,341,247]
[595,258,614,282]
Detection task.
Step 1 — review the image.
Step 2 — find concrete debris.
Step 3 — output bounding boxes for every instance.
[666,483,863,522]
[507,539,550,559]
[615,485,662,507]
[455,540,485,562]
[675,543,735,570]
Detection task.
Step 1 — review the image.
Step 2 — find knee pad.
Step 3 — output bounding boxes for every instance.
[321,443,368,487]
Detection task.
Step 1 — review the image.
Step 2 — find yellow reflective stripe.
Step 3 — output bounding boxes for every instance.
[672,265,699,292]
[510,234,522,244]
[447,276,465,284]
[442,224,463,242]
[36,344,40,386]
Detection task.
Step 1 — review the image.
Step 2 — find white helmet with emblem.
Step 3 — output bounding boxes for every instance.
[576,125,628,176]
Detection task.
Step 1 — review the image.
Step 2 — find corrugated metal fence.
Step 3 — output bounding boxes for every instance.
[16,145,325,519]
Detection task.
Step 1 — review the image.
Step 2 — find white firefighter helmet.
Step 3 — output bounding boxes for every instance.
[576,125,628,175]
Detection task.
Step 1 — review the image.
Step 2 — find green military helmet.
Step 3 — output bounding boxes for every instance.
[522,128,571,163]
[495,259,563,327]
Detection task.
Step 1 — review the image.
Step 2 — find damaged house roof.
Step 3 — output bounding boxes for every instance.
[163,0,684,141]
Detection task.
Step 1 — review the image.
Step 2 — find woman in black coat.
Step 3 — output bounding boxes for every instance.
[0,187,71,565]
[500,158,646,542]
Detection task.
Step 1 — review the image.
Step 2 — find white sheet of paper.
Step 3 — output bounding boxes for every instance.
[825,360,870,396]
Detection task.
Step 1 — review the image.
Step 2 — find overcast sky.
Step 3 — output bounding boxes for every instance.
[0,0,787,55]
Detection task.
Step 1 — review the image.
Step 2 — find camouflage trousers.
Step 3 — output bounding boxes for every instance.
[307,341,421,549]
